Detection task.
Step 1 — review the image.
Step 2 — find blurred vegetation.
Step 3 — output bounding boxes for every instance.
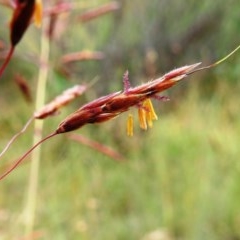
[0,0,240,239]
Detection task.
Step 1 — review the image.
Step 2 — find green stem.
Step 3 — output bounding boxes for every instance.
[24,16,50,236]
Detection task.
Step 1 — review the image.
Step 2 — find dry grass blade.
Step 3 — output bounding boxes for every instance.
[61,50,105,64]
[14,74,32,102]
[69,133,125,162]
[78,1,120,22]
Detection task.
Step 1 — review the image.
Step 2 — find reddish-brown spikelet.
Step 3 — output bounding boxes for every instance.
[127,63,201,96]
[10,0,36,46]
[56,63,201,134]
[79,1,120,22]
[61,50,105,64]
[0,0,36,79]
[34,85,87,119]
[14,74,32,102]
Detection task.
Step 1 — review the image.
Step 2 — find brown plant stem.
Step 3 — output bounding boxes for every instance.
[0,46,14,79]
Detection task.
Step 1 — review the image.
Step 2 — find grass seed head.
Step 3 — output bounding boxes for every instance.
[34,85,87,119]
[10,0,36,46]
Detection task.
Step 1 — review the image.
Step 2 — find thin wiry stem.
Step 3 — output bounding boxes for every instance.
[0,132,57,181]
[23,16,50,236]
[0,46,14,79]
[0,117,34,159]
[187,44,240,76]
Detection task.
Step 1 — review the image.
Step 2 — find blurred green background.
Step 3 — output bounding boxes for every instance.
[0,0,240,239]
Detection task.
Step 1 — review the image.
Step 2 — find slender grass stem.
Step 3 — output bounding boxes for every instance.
[0,132,57,181]
[0,117,34,159]
[23,16,50,236]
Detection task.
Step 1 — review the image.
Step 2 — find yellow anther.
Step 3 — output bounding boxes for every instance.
[127,114,134,137]
[138,98,158,129]
[138,107,147,130]
[34,0,43,27]
[143,98,158,121]
[144,99,158,128]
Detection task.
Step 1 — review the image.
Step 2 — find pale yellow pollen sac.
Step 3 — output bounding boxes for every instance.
[33,0,43,27]
[139,98,158,130]
[146,110,153,128]
[144,98,158,121]
[127,114,134,137]
[127,99,158,136]
[144,98,158,128]
[138,107,147,130]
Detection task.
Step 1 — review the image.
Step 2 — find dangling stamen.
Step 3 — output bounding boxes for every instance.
[138,99,158,129]
[34,0,43,27]
[144,98,158,123]
[127,114,134,136]
[138,107,147,130]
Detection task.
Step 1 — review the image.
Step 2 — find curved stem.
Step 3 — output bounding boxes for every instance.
[0,117,34,159]
[0,132,57,181]
[0,46,14,79]
[187,44,240,76]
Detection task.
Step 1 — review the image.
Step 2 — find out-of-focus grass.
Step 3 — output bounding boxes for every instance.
[0,77,240,240]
